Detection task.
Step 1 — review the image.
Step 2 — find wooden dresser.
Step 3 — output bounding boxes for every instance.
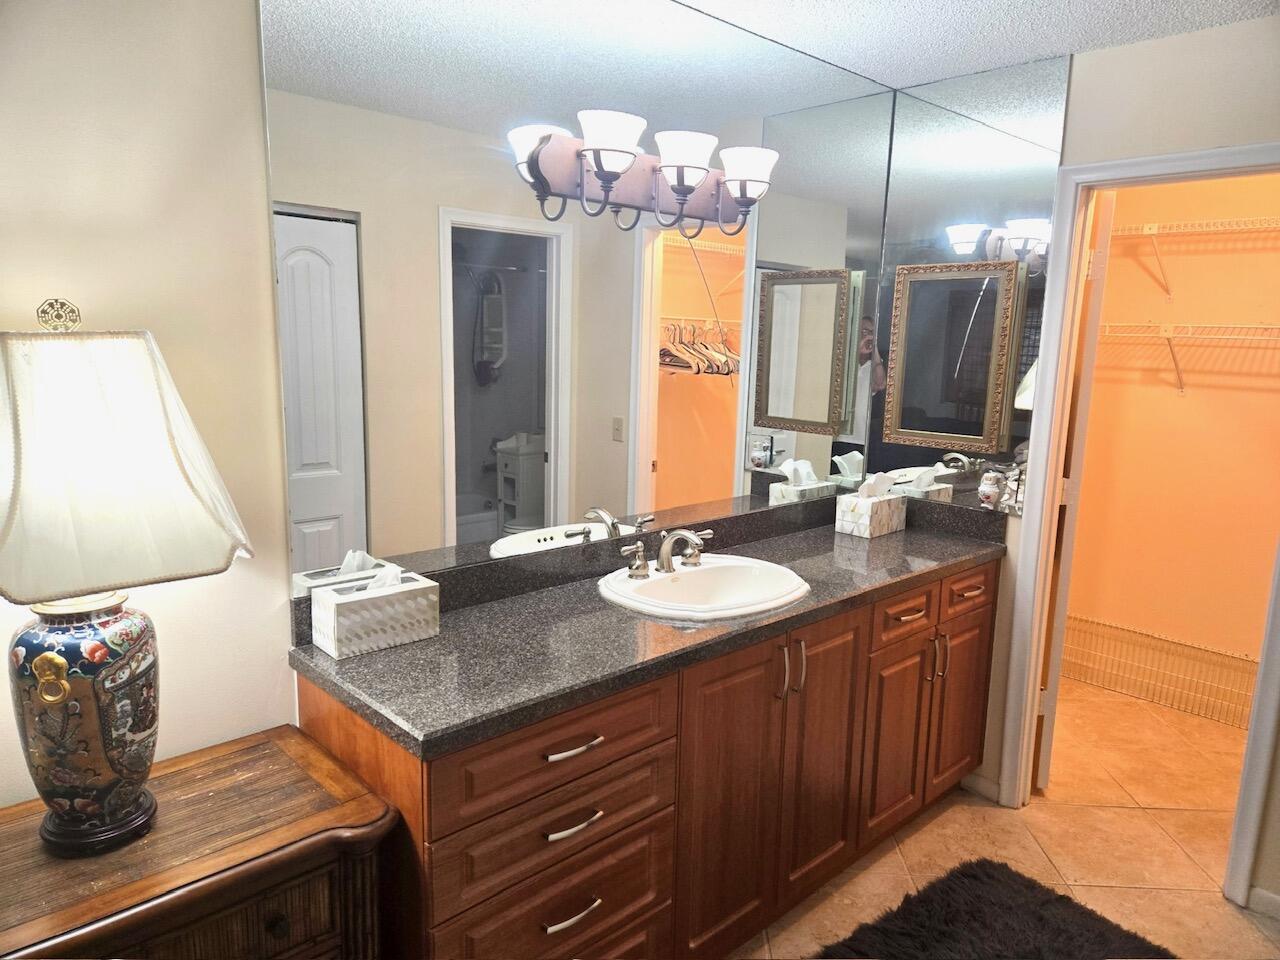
[300,558,1000,959]
[0,726,396,959]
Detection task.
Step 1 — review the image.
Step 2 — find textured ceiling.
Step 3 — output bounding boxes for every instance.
[261,0,884,143]
[679,0,1277,88]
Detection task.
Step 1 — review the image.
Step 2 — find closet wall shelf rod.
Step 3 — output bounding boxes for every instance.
[660,314,740,324]
[659,233,746,256]
[1102,323,1280,342]
[1111,217,1280,237]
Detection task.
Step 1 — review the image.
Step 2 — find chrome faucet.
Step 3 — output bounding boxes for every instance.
[656,528,714,574]
[633,514,656,533]
[942,452,974,472]
[583,507,621,538]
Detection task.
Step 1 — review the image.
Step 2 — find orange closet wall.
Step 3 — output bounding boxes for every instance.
[1067,173,1280,658]
[653,232,745,510]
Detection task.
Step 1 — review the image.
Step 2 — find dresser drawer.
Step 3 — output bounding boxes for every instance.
[940,562,997,621]
[427,739,677,923]
[871,581,941,651]
[430,808,674,959]
[580,904,673,960]
[142,866,339,960]
[428,675,678,838]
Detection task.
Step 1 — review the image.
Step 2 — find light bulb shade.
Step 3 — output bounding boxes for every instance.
[719,147,779,201]
[578,109,646,175]
[655,130,718,190]
[0,331,253,605]
[1005,217,1053,244]
[945,223,989,256]
[506,123,571,183]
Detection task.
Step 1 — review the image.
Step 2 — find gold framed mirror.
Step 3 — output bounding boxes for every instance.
[753,269,853,435]
[882,260,1026,453]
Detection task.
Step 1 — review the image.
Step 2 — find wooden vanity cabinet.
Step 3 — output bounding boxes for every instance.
[297,558,999,960]
[675,609,870,960]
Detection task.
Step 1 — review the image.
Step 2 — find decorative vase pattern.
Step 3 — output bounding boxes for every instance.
[9,598,159,837]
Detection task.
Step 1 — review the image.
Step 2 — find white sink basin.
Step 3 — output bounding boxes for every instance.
[598,554,809,622]
[489,522,637,559]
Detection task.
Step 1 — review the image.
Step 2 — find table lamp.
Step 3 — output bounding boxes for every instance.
[1,329,252,856]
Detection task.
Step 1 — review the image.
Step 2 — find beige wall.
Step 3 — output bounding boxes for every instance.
[1062,15,1280,165]
[0,0,293,805]
[265,91,635,554]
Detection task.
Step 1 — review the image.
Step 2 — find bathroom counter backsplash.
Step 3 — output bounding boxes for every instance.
[289,523,1006,758]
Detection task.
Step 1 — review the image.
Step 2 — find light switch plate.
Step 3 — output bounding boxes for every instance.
[612,416,624,442]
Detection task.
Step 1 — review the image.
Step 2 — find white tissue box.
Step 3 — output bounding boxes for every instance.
[770,480,838,505]
[311,571,440,659]
[291,561,394,599]
[899,483,953,503]
[836,492,907,539]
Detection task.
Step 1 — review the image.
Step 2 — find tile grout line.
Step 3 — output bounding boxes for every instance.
[1143,807,1226,890]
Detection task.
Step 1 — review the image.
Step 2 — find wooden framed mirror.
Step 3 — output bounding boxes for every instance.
[882,260,1026,453]
[753,269,853,435]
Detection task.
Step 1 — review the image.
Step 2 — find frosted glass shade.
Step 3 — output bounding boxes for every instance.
[655,130,718,190]
[507,123,571,183]
[0,331,252,605]
[1005,218,1052,244]
[719,147,779,200]
[945,223,989,255]
[578,109,646,175]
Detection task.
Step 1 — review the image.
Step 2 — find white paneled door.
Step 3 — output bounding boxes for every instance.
[273,213,368,573]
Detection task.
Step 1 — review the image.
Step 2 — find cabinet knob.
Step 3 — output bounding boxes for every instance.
[264,910,291,941]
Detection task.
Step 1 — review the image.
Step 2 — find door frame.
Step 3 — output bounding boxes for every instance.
[271,202,371,569]
[628,220,758,513]
[999,141,1280,910]
[438,207,574,546]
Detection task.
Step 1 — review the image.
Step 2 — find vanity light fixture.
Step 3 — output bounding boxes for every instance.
[1003,217,1052,256]
[507,113,778,237]
[945,223,990,256]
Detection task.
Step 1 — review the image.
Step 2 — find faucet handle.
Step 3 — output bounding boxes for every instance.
[694,529,713,542]
[564,526,592,542]
[620,541,649,579]
[633,514,656,532]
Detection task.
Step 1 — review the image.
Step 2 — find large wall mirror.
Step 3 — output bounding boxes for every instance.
[754,270,854,435]
[882,261,1026,453]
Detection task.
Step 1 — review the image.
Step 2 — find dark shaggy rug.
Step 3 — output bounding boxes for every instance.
[817,859,1175,960]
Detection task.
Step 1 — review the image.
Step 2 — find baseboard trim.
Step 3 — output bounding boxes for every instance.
[962,772,1001,804]
[1248,886,1280,919]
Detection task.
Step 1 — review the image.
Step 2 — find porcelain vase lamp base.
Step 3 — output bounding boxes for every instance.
[8,592,160,858]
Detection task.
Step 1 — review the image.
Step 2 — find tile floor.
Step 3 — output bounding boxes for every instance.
[731,677,1275,959]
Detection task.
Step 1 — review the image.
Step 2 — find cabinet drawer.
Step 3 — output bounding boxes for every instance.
[427,739,677,923]
[940,562,997,620]
[430,808,674,960]
[428,675,677,838]
[871,582,940,651]
[143,866,338,960]
[580,904,673,960]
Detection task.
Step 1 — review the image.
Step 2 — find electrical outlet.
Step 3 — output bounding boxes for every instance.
[611,416,624,443]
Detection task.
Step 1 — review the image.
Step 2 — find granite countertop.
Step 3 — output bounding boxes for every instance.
[290,525,1005,759]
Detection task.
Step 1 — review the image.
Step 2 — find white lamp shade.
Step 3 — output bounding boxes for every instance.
[506,123,571,183]
[719,147,779,200]
[945,223,989,255]
[577,109,646,175]
[655,130,718,189]
[1005,217,1052,244]
[0,331,252,605]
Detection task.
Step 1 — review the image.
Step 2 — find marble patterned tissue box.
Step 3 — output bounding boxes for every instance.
[770,480,837,505]
[899,483,953,503]
[311,572,439,659]
[836,492,907,538]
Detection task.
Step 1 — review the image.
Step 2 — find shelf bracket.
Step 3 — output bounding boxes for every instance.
[1144,227,1173,300]
[1163,333,1186,394]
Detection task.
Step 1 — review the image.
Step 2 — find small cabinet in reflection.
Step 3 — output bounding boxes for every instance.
[882,261,1026,453]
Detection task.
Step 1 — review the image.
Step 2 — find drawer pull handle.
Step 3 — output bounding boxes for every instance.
[264,911,291,941]
[543,896,602,935]
[926,633,939,682]
[895,607,927,623]
[792,639,808,693]
[544,735,605,763]
[776,642,791,699]
[938,632,952,679]
[956,585,985,599]
[544,809,604,842]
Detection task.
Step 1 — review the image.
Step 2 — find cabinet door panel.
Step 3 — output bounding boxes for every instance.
[778,609,870,907]
[859,630,935,845]
[925,606,995,803]
[675,637,786,960]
